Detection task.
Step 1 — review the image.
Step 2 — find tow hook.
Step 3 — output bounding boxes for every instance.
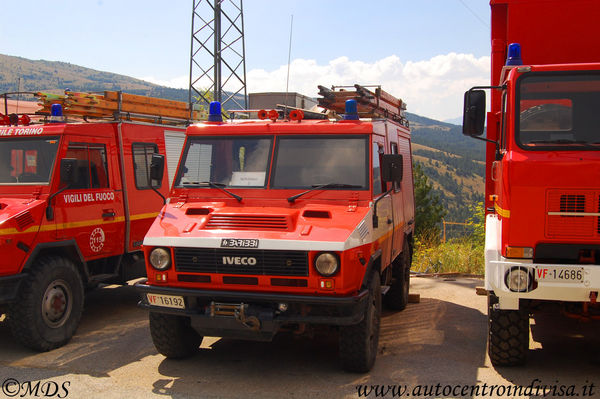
[209,301,261,331]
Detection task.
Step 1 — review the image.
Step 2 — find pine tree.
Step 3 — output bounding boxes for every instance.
[414,163,446,238]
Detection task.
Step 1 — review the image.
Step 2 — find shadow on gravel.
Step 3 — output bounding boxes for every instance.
[150,295,488,398]
[0,283,154,378]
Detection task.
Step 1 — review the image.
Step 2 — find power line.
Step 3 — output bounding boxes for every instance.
[457,0,489,29]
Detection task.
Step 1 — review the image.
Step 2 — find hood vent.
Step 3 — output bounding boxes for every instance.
[15,211,34,231]
[560,195,585,214]
[547,191,595,238]
[204,214,289,231]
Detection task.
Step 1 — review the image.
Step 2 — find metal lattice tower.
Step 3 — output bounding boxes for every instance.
[189,0,248,115]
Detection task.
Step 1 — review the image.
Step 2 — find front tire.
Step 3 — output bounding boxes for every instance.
[149,312,203,359]
[8,256,84,351]
[339,272,381,372]
[488,293,529,366]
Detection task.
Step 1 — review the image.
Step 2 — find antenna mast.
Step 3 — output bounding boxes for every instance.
[189,0,248,116]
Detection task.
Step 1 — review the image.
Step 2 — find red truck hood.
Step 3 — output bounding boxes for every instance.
[143,201,373,252]
[0,197,45,228]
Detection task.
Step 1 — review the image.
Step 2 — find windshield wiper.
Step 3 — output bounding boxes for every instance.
[182,181,242,202]
[287,183,362,203]
[528,139,588,145]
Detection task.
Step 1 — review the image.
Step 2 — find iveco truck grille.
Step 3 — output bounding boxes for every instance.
[174,248,309,276]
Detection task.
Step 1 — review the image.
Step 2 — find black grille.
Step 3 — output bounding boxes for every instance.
[174,248,308,276]
[560,194,585,213]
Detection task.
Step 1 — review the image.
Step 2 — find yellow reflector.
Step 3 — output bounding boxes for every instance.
[506,246,534,259]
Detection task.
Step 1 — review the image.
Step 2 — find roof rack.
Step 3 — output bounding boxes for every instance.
[37,91,198,125]
[0,91,199,126]
[317,84,409,127]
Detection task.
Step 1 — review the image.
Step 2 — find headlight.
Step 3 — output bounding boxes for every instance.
[315,252,339,276]
[504,266,532,292]
[149,248,171,271]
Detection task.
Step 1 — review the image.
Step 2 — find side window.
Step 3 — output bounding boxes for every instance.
[65,143,109,189]
[133,143,161,189]
[390,142,400,192]
[372,142,384,196]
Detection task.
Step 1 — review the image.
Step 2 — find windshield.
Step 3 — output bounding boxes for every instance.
[175,136,273,188]
[271,135,368,189]
[517,73,600,150]
[0,137,60,184]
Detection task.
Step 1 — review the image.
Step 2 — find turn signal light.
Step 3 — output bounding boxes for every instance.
[505,246,534,259]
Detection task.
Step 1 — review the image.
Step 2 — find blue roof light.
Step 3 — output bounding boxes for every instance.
[506,43,523,66]
[208,101,223,122]
[51,103,63,117]
[344,99,359,120]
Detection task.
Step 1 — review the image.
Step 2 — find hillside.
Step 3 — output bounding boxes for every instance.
[0,54,190,102]
[406,113,485,223]
[0,53,484,227]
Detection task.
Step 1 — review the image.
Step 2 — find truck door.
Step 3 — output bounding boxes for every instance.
[372,136,393,268]
[55,139,125,259]
[390,141,405,261]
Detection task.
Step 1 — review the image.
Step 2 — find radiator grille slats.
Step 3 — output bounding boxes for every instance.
[547,191,596,238]
[204,215,289,231]
[174,248,308,276]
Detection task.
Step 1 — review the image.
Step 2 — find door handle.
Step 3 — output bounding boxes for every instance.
[102,211,116,218]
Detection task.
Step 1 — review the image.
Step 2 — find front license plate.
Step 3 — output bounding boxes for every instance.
[146,294,185,309]
[535,266,584,284]
[221,238,259,248]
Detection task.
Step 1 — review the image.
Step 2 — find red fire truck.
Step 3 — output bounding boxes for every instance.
[0,91,188,351]
[462,0,600,365]
[136,85,415,372]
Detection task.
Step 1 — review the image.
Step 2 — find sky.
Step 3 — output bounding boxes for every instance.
[0,0,491,121]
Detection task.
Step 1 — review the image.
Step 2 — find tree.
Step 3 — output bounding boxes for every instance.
[413,162,446,239]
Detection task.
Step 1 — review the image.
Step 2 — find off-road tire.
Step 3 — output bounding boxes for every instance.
[339,272,381,373]
[488,293,529,366]
[7,256,84,351]
[149,312,203,359]
[384,239,411,311]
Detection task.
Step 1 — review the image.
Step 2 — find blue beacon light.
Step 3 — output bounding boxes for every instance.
[50,103,64,123]
[506,43,523,66]
[343,99,359,120]
[208,101,223,122]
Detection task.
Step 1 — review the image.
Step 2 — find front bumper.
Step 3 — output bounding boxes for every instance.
[135,280,369,341]
[486,257,600,309]
[0,274,27,304]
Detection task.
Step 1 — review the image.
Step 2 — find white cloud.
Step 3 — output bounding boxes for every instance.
[247,53,490,121]
[138,75,190,89]
[138,52,491,121]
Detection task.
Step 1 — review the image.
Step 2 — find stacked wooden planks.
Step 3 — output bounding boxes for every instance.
[36,91,198,122]
[317,84,407,123]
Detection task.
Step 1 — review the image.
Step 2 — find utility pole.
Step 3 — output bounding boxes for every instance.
[189,0,248,117]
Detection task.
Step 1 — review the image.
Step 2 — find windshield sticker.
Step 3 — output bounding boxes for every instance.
[0,127,44,136]
[90,227,105,252]
[63,191,115,204]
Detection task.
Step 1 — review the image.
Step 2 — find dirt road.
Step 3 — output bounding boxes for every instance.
[1,276,599,398]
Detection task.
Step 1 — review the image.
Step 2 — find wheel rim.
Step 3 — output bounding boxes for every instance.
[41,279,72,328]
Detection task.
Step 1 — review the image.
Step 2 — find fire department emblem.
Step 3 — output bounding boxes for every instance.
[90,227,105,252]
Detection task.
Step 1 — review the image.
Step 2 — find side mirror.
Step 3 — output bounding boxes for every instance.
[60,158,77,185]
[462,89,486,137]
[381,154,403,184]
[150,153,165,186]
